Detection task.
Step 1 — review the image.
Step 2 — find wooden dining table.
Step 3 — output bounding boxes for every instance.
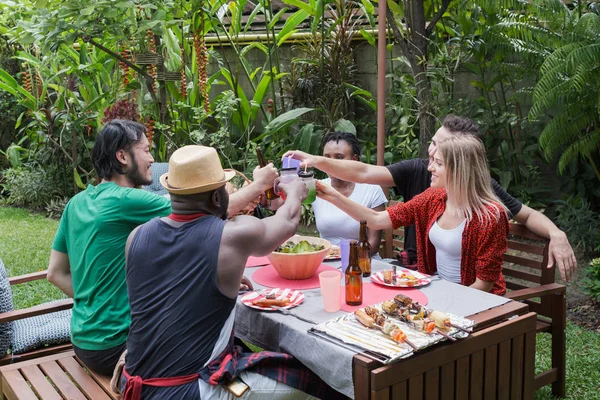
[235,259,536,400]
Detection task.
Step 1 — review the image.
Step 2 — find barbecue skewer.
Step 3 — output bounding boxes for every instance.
[355,310,419,351]
[446,322,472,334]
[373,323,419,351]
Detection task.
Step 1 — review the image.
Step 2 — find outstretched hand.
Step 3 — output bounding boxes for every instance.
[315,180,339,203]
[281,150,318,170]
[548,232,577,282]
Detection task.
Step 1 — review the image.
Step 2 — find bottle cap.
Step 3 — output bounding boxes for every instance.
[280,167,297,172]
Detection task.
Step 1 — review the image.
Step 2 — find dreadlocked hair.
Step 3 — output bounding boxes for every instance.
[322,131,361,157]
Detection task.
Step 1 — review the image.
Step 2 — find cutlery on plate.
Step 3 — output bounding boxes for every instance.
[271,306,317,324]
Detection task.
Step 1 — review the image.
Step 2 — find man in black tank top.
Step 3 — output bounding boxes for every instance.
[282,115,577,282]
[122,146,342,399]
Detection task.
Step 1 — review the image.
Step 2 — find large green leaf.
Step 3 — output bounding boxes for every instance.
[281,0,315,15]
[276,10,310,46]
[251,74,272,122]
[255,107,314,140]
[73,168,87,190]
[0,68,19,90]
[333,119,356,134]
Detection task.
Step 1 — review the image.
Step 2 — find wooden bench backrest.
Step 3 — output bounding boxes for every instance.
[504,222,554,318]
[381,200,404,259]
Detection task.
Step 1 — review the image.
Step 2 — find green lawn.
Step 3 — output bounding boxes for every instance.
[1,206,599,399]
[0,206,65,309]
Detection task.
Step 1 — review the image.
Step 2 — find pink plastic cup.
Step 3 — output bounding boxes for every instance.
[319,270,341,312]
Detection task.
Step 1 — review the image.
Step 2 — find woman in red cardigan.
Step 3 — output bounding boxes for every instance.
[316,135,508,295]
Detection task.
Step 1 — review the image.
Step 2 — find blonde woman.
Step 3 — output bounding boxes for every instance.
[316,135,509,295]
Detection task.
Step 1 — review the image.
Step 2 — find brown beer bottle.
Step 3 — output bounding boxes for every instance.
[345,240,363,306]
[256,147,279,206]
[358,220,371,277]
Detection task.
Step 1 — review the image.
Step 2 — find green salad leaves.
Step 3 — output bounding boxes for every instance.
[275,240,325,254]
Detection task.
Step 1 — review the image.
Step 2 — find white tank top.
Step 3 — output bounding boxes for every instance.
[428,219,466,284]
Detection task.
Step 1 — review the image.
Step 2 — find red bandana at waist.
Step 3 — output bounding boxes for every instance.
[168,212,207,222]
[122,368,200,400]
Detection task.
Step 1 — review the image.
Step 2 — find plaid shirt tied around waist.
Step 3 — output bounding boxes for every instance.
[123,333,346,399]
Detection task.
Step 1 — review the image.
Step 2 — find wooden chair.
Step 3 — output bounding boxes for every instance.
[503,223,566,398]
[381,217,566,398]
[379,200,403,259]
[0,270,73,366]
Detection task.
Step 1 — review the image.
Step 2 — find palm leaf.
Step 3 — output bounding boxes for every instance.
[566,43,600,72]
[538,109,595,159]
[558,128,600,173]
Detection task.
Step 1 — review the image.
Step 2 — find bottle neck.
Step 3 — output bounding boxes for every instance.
[348,243,359,267]
[359,223,368,242]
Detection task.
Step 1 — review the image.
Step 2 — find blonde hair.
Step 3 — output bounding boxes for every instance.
[438,136,506,224]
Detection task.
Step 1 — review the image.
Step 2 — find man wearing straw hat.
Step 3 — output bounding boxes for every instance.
[48,120,280,376]
[121,145,343,399]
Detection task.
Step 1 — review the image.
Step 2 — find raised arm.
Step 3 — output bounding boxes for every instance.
[217,180,307,297]
[316,181,393,230]
[227,163,278,216]
[282,150,395,186]
[513,205,576,281]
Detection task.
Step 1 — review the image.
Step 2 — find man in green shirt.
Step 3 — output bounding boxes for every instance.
[48,120,278,375]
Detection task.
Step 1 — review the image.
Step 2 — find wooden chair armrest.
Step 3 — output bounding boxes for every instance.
[504,283,566,302]
[0,299,73,323]
[8,270,48,285]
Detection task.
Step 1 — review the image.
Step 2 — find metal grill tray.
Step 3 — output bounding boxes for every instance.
[309,302,475,364]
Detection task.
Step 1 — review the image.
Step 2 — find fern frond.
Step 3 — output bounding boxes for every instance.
[569,64,600,93]
[533,0,570,16]
[530,71,571,118]
[539,109,595,158]
[540,43,581,75]
[566,43,600,72]
[494,19,559,44]
[574,12,600,38]
[558,128,600,173]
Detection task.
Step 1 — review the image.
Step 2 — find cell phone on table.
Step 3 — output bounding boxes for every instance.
[224,377,250,397]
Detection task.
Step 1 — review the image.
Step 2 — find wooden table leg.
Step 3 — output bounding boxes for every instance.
[353,354,381,400]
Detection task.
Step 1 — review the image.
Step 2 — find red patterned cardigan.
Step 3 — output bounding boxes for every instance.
[386,188,508,296]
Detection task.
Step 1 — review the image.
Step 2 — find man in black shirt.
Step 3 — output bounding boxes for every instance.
[282,115,577,282]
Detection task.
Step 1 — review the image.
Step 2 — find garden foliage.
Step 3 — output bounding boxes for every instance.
[0,0,599,236]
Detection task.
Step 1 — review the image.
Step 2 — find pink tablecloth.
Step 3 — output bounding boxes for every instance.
[339,282,428,312]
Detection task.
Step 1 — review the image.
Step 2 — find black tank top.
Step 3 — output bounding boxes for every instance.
[124,216,235,399]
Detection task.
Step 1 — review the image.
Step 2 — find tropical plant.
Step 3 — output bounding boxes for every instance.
[528,7,600,183]
[281,0,375,131]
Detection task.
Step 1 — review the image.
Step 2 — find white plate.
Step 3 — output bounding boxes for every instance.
[371,269,432,288]
[240,288,305,311]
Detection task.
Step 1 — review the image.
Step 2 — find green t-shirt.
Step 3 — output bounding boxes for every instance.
[52,182,171,350]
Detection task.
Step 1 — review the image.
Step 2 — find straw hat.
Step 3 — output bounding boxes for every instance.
[160,146,235,195]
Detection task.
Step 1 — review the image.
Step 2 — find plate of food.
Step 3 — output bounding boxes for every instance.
[240,288,305,311]
[371,269,431,288]
[324,245,341,260]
